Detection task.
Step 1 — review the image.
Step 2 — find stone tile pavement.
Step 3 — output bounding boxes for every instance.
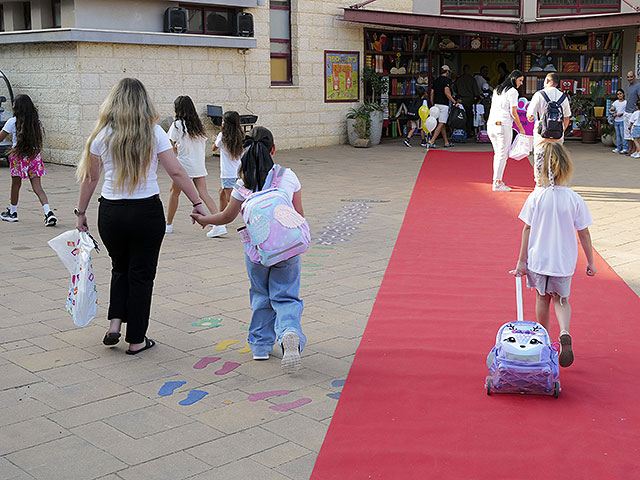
[0,139,638,479]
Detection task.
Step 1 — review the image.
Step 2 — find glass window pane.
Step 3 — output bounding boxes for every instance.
[271,1,290,7]
[187,9,203,32]
[271,57,290,83]
[270,9,290,39]
[206,10,232,34]
[270,41,290,54]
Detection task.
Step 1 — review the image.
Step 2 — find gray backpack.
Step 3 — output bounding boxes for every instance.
[538,91,566,139]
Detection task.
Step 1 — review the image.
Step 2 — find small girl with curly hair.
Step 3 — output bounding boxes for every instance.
[0,94,57,225]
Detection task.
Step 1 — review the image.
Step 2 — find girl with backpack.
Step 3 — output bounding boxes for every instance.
[191,126,307,373]
[513,142,596,368]
[0,94,57,225]
[487,70,525,192]
[165,96,224,237]
[211,111,244,235]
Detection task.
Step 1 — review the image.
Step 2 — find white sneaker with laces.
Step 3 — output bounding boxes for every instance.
[633,152,640,158]
[206,224,227,238]
[492,182,512,192]
[612,148,620,153]
[281,332,301,374]
[1,208,18,222]
[165,224,173,234]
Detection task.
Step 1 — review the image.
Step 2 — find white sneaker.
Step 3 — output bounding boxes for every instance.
[633,153,640,158]
[492,182,512,192]
[206,225,227,238]
[253,353,269,360]
[612,148,620,153]
[281,332,301,374]
[165,224,173,233]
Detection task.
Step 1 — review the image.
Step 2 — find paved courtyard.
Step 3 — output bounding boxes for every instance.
[0,139,638,479]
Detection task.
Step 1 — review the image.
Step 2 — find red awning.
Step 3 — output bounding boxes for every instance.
[342,8,640,36]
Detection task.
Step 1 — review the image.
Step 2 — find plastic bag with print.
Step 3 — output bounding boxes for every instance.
[48,230,99,327]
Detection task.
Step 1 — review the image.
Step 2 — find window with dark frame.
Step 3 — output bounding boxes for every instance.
[181,4,236,36]
[270,0,292,85]
[0,6,4,32]
[23,1,31,30]
[52,0,61,28]
[537,0,620,17]
[441,0,521,17]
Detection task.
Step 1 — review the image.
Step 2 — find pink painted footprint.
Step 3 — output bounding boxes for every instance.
[270,398,312,412]
[193,357,221,369]
[248,390,290,402]
[214,361,241,375]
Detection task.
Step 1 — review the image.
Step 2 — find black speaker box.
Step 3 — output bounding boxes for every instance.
[236,12,254,37]
[164,7,187,33]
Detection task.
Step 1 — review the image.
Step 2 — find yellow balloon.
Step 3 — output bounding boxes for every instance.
[418,105,429,123]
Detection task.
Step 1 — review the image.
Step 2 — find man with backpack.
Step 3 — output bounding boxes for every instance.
[527,73,571,180]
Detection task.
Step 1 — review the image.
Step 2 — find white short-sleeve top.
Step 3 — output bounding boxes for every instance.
[90,124,172,200]
[488,87,519,125]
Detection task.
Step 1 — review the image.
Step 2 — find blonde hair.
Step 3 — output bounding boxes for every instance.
[77,78,158,194]
[540,143,573,186]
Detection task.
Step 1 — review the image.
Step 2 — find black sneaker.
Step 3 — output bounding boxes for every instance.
[1,208,18,222]
[403,138,412,147]
[44,211,57,226]
[420,140,427,147]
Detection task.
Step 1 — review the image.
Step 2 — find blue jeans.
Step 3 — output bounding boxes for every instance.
[614,121,625,151]
[245,254,306,357]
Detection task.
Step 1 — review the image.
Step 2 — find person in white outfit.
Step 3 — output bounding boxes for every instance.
[487,70,525,192]
[527,73,571,184]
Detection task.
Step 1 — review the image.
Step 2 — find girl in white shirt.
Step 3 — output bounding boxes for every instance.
[191,126,307,374]
[514,142,596,368]
[487,70,525,192]
[609,89,627,153]
[628,99,640,158]
[211,111,244,237]
[75,78,207,355]
[166,96,223,237]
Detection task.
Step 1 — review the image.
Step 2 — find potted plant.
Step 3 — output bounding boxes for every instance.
[600,121,616,147]
[570,95,597,144]
[346,66,389,147]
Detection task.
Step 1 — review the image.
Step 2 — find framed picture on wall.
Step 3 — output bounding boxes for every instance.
[324,51,359,103]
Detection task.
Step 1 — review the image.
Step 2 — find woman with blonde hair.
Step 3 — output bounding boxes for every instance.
[75,78,207,354]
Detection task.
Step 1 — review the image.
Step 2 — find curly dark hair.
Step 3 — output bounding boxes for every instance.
[11,95,43,159]
[173,96,206,138]
[221,111,244,159]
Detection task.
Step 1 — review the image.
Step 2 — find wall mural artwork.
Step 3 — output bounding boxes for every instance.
[324,51,359,103]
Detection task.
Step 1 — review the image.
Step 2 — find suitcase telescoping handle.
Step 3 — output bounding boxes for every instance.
[515,274,524,322]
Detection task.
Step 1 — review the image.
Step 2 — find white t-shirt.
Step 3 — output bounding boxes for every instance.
[231,167,301,202]
[167,120,207,178]
[629,110,640,127]
[1,117,18,147]
[519,186,593,277]
[473,103,485,127]
[90,124,172,200]
[527,87,571,130]
[215,132,242,179]
[488,88,518,125]
[612,100,627,122]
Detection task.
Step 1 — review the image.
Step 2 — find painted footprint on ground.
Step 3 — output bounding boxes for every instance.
[157,381,208,406]
[327,379,346,399]
[193,357,221,369]
[214,339,240,351]
[192,317,222,328]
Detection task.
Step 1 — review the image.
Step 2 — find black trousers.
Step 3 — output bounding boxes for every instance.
[97,195,165,344]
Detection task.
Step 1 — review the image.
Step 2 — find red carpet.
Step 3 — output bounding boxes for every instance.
[311,151,640,479]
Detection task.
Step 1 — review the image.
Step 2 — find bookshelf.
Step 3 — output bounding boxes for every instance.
[523,32,622,96]
[364,29,432,138]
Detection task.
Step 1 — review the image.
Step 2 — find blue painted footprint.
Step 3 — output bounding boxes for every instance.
[158,381,208,406]
[326,379,346,400]
[178,390,208,406]
[158,381,186,397]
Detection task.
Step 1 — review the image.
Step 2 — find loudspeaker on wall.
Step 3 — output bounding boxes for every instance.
[164,7,187,33]
[236,12,254,37]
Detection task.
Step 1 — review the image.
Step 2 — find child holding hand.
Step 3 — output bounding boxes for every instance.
[514,142,596,368]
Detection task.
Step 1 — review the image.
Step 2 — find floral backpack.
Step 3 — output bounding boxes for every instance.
[235,165,310,267]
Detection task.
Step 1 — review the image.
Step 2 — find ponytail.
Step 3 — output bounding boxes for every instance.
[240,126,274,192]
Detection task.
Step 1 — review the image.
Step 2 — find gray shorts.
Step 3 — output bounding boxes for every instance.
[221,177,237,189]
[526,271,572,298]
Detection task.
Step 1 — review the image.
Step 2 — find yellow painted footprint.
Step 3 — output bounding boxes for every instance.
[237,342,251,354]
[214,339,240,351]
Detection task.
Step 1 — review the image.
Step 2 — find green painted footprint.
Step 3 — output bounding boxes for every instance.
[192,317,222,328]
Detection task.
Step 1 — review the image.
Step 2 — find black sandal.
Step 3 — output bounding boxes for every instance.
[126,337,156,355]
[103,332,121,346]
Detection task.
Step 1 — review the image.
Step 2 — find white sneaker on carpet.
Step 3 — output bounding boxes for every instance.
[206,225,227,238]
[492,182,511,192]
[281,332,301,374]
[165,224,173,233]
